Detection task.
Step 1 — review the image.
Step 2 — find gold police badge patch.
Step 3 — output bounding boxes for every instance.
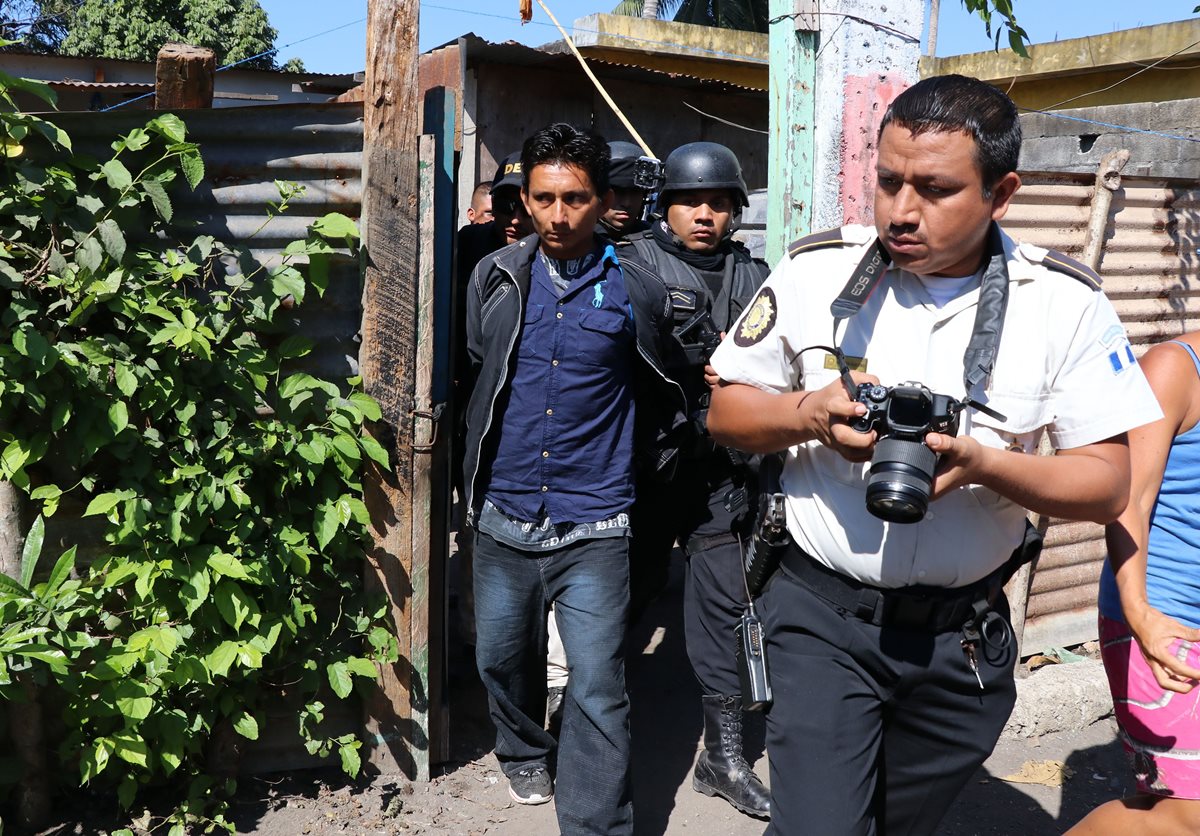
[734,287,777,347]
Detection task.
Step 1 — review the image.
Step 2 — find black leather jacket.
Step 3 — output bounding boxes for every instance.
[462,233,688,526]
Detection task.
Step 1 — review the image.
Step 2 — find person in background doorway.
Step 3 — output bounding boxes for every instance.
[467,181,493,224]
[597,140,651,244]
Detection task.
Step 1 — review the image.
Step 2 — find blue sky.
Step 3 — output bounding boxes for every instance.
[257,1,1194,75]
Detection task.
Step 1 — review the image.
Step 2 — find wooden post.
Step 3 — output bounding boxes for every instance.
[360,0,424,778]
[154,43,215,110]
[767,0,818,264]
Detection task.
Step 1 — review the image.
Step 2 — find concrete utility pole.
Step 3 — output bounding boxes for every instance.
[767,0,924,260]
[767,0,817,265]
[360,0,424,779]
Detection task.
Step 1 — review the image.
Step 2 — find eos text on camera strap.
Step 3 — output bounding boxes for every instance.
[829,224,1011,398]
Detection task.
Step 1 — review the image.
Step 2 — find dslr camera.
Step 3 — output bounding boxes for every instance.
[851,382,965,525]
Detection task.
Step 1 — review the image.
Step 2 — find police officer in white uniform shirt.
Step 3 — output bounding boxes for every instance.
[707,75,1163,836]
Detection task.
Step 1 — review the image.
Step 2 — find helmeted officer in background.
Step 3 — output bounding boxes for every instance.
[597,140,651,244]
[619,141,771,819]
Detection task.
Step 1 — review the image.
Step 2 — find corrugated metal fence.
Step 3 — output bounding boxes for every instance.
[1006,172,1200,652]
[46,103,366,382]
[42,103,369,772]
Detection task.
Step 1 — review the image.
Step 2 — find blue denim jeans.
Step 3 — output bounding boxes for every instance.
[473,531,633,835]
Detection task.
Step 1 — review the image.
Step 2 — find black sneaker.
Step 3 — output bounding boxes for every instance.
[508,764,553,805]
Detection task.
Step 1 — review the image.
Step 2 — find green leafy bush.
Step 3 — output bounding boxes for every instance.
[0,70,396,833]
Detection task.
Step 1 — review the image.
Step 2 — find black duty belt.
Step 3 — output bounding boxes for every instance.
[779,541,997,633]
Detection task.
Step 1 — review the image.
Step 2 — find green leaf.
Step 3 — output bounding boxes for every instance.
[332,435,361,463]
[359,434,390,469]
[127,626,180,657]
[77,236,103,273]
[81,737,114,783]
[108,400,129,434]
[180,149,204,190]
[232,709,259,741]
[312,213,360,241]
[0,571,32,599]
[18,515,44,589]
[346,657,378,680]
[84,490,135,517]
[115,681,154,721]
[42,545,75,595]
[96,219,126,262]
[236,642,263,670]
[350,393,382,422]
[214,581,258,631]
[112,731,149,768]
[143,179,173,222]
[270,266,305,304]
[100,159,133,191]
[208,552,252,581]
[277,335,314,358]
[227,482,250,509]
[151,113,187,143]
[0,439,29,479]
[117,773,137,810]
[113,362,138,397]
[206,641,239,678]
[314,501,339,550]
[326,660,353,699]
[338,740,362,777]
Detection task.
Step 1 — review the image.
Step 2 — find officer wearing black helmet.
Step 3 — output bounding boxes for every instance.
[597,140,651,243]
[619,141,771,820]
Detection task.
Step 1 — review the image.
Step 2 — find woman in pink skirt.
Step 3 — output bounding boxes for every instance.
[1069,333,1200,834]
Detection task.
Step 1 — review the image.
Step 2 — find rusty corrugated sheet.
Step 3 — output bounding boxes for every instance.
[45,103,365,382]
[1006,173,1200,652]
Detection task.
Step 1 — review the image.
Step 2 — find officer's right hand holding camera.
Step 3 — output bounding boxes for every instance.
[795,370,880,464]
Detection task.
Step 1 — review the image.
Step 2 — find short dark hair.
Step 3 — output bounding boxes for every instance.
[878,74,1020,196]
[521,123,610,196]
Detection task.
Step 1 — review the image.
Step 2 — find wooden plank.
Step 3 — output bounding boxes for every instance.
[360,0,423,778]
[154,43,215,110]
[407,133,437,782]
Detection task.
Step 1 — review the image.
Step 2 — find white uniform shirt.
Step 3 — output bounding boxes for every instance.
[711,224,1163,589]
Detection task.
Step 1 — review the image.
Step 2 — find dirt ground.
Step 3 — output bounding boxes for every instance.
[31,555,1131,836]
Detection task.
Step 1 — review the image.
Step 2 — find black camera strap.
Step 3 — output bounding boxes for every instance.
[829,224,1010,397]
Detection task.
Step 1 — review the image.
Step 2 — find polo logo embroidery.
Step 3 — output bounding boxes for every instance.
[734,287,777,347]
[593,284,605,308]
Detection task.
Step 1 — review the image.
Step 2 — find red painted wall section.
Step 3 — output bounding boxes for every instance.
[840,74,908,226]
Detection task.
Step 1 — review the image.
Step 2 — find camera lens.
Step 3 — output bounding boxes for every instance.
[865,437,937,524]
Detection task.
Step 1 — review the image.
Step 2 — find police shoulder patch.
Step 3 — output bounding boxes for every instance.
[734,287,777,347]
[786,227,852,259]
[1041,249,1102,291]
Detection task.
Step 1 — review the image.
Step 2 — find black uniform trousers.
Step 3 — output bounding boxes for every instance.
[629,455,749,696]
[759,554,1017,836]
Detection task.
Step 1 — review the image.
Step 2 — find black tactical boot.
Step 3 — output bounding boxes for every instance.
[692,694,770,819]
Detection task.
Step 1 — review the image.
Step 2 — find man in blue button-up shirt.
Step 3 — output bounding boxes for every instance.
[462,124,686,835]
